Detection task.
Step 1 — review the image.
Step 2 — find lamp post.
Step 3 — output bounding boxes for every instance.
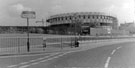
[27,18,30,52]
[72,13,81,40]
[21,11,36,52]
[72,14,77,36]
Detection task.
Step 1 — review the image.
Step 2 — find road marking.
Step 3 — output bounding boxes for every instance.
[7,53,60,68]
[28,53,59,63]
[104,46,122,68]
[29,59,37,62]
[7,65,18,68]
[19,65,30,68]
[0,53,53,58]
[31,62,40,65]
[117,46,122,50]
[14,53,60,68]
[37,57,44,60]
[105,57,111,68]
[20,62,29,65]
[18,52,68,68]
[39,52,68,63]
[111,49,116,55]
[104,47,121,68]
[8,50,83,68]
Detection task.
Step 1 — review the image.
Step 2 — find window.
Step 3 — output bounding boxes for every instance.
[69,16,72,20]
[55,18,57,21]
[58,17,60,21]
[61,17,63,20]
[101,16,105,19]
[92,16,94,19]
[98,16,101,19]
[65,17,67,20]
[78,15,81,18]
[88,15,90,19]
[83,15,86,19]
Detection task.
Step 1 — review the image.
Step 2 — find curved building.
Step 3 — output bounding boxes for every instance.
[46,12,118,35]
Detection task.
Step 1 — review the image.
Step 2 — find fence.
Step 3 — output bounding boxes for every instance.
[0,37,77,54]
[0,36,134,55]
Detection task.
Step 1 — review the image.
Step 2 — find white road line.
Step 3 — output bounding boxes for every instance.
[39,52,68,63]
[19,53,67,68]
[37,57,45,60]
[28,52,69,67]
[7,65,18,68]
[7,53,60,68]
[104,57,111,68]
[20,62,29,65]
[29,60,37,62]
[31,62,40,65]
[16,49,94,68]
[19,65,30,68]
[29,58,44,63]
[29,53,59,63]
[111,49,116,55]
[104,46,122,68]
[0,53,53,58]
[9,50,81,68]
[117,46,122,50]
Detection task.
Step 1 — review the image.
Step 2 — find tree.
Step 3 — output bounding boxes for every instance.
[36,28,44,34]
[30,28,36,33]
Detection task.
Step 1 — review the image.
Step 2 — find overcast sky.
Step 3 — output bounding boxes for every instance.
[0,0,135,26]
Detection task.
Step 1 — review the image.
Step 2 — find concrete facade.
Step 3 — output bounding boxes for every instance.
[46,12,118,35]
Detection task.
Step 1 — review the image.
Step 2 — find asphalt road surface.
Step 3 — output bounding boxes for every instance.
[0,40,135,68]
[0,52,64,68]
[27,41,135,68]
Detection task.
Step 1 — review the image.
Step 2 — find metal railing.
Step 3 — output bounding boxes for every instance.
[0,36,134,55]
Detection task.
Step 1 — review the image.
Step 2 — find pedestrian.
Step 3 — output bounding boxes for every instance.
[75,40,79,47]
[43,37,47,51]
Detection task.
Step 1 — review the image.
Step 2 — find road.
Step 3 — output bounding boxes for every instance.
[0,40,135,68]
[0,52,65,68]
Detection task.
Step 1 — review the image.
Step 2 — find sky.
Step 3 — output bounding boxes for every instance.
[0,0,135,26]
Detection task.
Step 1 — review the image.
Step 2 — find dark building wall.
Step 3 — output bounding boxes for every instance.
[0,26,48,34]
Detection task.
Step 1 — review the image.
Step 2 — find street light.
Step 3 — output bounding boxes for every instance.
[72,14,78,35]
[71,13,82,40]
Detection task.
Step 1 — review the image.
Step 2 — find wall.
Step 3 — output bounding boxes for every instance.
[90,28,110,36]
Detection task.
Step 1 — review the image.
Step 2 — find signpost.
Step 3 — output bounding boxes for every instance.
[21,11,36,52]
[21,11,36,19]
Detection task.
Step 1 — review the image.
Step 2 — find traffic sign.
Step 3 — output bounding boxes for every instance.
[21,11,36,19]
